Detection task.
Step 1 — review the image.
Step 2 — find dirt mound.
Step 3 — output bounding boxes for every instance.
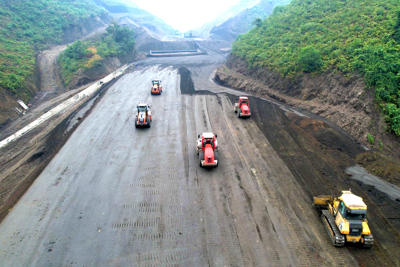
[288,114,364,159]
[356,151,400,187]
[288,114,329,133]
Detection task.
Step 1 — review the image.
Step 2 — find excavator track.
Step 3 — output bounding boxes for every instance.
[363,234,374,248]
[321,210,345,247]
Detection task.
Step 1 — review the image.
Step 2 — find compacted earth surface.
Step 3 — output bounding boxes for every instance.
[0,45,399,266]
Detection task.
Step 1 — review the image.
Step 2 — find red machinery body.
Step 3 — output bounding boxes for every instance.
[234,96,251,118]
[151,79,162,95]
[196,132,218,168]
[135,103,152,128]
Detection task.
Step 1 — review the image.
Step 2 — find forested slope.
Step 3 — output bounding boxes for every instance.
[0,0,107,124]
[58,22,135,87]
[232,0,400,137]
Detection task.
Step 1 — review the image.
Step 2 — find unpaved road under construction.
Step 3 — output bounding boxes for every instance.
[0,49,399,266]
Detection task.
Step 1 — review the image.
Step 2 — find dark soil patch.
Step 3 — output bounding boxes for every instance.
[356,151,400,187]
[178,67,214,96]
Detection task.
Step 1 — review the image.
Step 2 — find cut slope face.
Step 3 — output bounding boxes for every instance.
[231,0,400,139]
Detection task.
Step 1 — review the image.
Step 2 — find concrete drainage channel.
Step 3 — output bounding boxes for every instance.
[0,65,129,222]
[148,49,207,57]
[0,64,130,149]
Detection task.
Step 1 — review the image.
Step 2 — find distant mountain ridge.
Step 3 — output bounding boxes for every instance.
[209,0,290,42]
[94,0,178,37]
[192,0,261,38]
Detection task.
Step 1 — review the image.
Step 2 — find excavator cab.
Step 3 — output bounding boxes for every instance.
[240,98,248,107]
[152,80,161,85]
[202,138,215,148]
[137,105,147,112]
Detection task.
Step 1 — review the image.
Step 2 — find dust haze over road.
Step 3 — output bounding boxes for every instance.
[0,45,399,266]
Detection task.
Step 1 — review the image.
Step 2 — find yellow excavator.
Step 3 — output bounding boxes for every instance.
[313,190,374,247]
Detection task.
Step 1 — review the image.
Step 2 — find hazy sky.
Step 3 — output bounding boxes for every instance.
[129,0,241,32]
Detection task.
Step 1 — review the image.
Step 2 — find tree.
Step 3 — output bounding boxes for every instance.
[252,18,263,28]
[104,22,135,55]
[64,41,90,60]
[297,46,323,73]
[393,10,400,42]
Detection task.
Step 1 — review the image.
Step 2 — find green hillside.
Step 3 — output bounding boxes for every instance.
[0,0,106,99]
[58,22,135,86]
[232,0,400,136]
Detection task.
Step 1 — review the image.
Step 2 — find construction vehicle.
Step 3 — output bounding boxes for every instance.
[135,103,152,128]
[234,96,251,118]
[151,79,162,95]
[196,132,218,168]
[314,190,374,247]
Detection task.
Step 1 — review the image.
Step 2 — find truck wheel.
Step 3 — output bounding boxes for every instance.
[214,151,219,167]
[148,121,151,128]
[199,152,204,167]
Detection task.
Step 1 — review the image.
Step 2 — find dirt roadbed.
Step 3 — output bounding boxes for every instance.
[0,63,399,265]
[182,66,400,266]
[0,80,117,222]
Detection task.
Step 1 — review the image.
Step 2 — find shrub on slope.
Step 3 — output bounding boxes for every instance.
[58,22,135,86]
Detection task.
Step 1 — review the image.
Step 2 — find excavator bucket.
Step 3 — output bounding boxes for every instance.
[313,195,333,209]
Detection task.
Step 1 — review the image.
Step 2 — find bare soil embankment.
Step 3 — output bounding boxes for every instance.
[215,55,400,187]
[215,55,400,159]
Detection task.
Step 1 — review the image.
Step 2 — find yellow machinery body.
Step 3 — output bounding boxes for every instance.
[313,190,373,247]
